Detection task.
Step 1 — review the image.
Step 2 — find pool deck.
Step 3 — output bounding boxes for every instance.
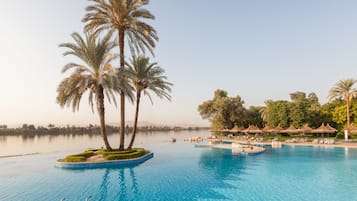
[195,141,266,155]
[212,138,357,149]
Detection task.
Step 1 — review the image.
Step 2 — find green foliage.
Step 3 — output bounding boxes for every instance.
[57,31,132,112]
[265,100,291,128]
[243,106,264,128]
[200,83,357,131]
[332,99,357,129]
[65,156,87,162]
[64,150,95,162]
[104,148,146,160]
[335,133,345,140]
[98,148,136,156]
[328,78,357,126]
[83,0,158,56]
[333,105,347,125]
[263,92,323,128]
[198,89,246,130]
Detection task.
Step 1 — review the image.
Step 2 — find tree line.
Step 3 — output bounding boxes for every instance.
[198,79,357,131]
[0,124,205,136]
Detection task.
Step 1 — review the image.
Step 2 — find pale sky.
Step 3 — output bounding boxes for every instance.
[1,0,357,127]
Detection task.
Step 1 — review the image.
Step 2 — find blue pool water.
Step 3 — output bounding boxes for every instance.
[1,140,357,200]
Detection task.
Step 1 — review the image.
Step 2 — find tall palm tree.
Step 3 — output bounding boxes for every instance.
[328,78,357,127]
[57,31,121,150]
[83,0,158,150]
[125,56,172,149]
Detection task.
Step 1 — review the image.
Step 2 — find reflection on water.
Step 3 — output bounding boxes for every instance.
[0,136,6,142]
[0,130,210,157]
[345,147,349,157]
[199,148,247,180]
[99,170,109,201]
[96,168,139,201]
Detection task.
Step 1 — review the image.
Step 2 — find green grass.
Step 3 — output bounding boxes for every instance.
[103,148,147,161]
[64,150,95,162]
[62,148,148,162]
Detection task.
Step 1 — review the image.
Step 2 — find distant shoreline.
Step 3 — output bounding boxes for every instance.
[0,126,209,136]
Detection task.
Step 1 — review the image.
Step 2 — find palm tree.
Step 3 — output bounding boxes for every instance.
[83,0,158,150]
[125,56,172,149]
[57,31,121,150]
[328,78,357,127]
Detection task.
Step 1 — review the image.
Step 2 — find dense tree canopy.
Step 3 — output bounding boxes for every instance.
[198,88,357,131]
[198,90,246,130]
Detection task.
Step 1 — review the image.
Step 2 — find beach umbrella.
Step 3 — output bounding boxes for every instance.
[271,124,284,133]
[312,123,336,134]
[262,125,274,133]
[230,125,242,133]
[325,123,337,133]
[345,125,357,133]
[283,125,300,134]
[312,123,337,138]
[301,124,313,134]
[243,125,262,134]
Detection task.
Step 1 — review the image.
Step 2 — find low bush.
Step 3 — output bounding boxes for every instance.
[64,150,95,162]
[98,149,136,156]
[104,148,147,161]
[62,148,147,162]
[335,133,344,139]
[65,155,87,162]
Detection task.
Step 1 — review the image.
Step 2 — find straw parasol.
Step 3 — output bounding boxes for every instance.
[262,125,274,133]
[325,123,337,133]
[243,125,262,134]
[230,125,242,133]
[311,123,337,133]
[301,124,313,134]
[283,125,300,134]
[271,124,284,133]
[345,125,357,133]
[311,123,336,137]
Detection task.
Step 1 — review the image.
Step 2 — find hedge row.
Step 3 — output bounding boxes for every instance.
[104,148,146,161]
[64,150,95,162]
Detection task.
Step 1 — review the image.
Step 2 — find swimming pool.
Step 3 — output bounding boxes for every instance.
[1,140,357,201]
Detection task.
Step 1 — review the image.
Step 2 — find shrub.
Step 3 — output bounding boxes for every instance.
[104,148,146,161]
[99,149,135,156]
[335,133,344,139]
[65,156,87,162]
[64,150,95,162]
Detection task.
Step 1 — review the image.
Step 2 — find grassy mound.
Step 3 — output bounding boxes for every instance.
[65,150,95,162]
[100,148,147,161]
[62,148,148,162]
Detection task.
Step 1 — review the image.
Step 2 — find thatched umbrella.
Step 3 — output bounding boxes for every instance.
[230,125,242,133]
[345,125,357,133]
[243,125,262,134]
[283,125,300,134]
[301,124,313,134]
[271,124,284,133]
[312,123,336,137]
[312,123,336,134]
[262,125,274,133]
[325,123,337,133]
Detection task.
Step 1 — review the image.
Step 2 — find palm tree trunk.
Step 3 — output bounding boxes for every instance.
[98,86,112,150]
[119,29,125,150]
[128,90,141,149]
[346,98,351,127]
